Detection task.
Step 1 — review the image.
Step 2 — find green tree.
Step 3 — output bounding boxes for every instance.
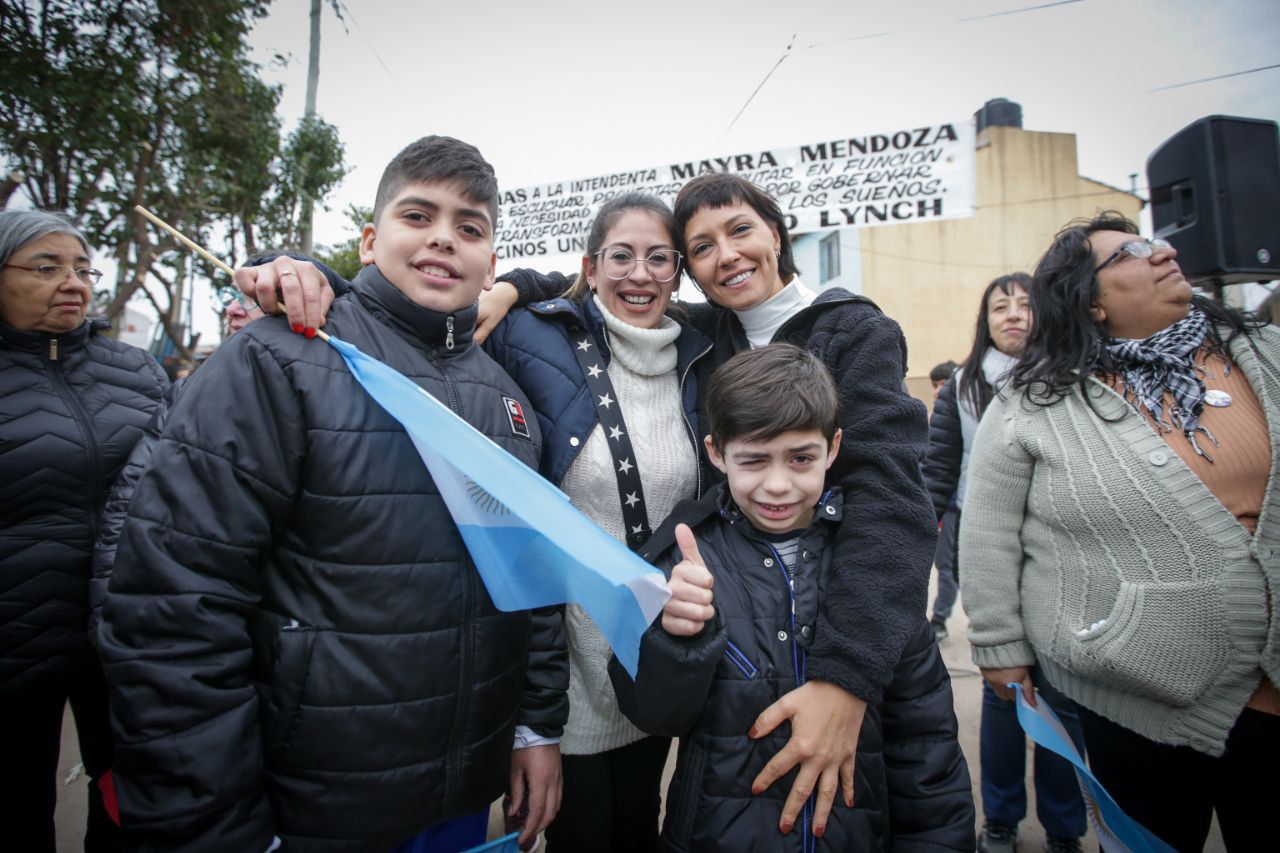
[314,203,370,282]
[0,0,347,358]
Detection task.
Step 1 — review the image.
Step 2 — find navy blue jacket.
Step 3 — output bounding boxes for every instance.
[921,375,964,520]
[484,294,715,492]
[610,485,975,852]
[498,269,935,706]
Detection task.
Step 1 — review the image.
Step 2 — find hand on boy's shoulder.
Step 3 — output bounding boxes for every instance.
[661,524,715,637]
[235,256,336,336]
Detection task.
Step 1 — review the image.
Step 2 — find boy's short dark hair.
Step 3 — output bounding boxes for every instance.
[373,135,499,226]
[930,360,959,383]
[708,343,841,450]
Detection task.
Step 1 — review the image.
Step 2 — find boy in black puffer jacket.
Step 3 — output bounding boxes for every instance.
[610,344,974,852]
[100,137,567,852]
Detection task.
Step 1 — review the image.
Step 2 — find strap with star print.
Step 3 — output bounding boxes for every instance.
[568,325,652,551]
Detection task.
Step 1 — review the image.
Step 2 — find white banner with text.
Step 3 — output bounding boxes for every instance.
[496,119,975,261]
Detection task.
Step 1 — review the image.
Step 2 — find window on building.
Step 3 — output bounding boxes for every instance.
[819,232,841,284]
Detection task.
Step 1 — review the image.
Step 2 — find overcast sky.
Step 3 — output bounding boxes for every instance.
[189,0,1278,338]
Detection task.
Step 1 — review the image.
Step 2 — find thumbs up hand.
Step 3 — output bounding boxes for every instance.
[662,524,716,637]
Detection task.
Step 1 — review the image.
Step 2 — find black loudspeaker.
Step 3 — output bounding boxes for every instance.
[1146,115,1280,284]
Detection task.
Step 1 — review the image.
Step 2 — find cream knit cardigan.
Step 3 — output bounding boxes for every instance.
[960,324,1280,756]
[558,298,697,755]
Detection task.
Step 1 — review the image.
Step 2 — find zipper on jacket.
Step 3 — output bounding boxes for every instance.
[427,350,462,414]
[679,341,714,499]
[445,315,455,351]
[48,347,102,543]
[444,554,478,811]
[765,538,816,852]
[763,541,803,691]
[424,343,474,810]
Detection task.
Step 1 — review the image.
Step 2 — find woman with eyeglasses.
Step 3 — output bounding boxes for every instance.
[489,174,965,848]
[481,192,713,852]
[960,212,1280,851]
[0,208,167,850]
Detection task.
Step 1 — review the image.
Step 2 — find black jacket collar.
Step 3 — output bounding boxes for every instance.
[351,264,477,353]
[0,316,103,354]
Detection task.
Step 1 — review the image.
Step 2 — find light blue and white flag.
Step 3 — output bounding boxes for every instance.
[326,334,670,676]
[1012,685,1176,853]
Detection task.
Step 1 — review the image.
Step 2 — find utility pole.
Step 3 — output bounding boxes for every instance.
[300,0,322,254]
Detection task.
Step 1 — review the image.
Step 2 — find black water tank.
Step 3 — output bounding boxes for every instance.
[975,98,1023,133]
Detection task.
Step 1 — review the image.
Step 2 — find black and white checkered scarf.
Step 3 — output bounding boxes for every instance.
[1102,305,1221,458]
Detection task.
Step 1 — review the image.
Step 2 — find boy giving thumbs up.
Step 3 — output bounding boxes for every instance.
[608,344,974,852]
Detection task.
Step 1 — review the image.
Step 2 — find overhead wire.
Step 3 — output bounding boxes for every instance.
[729,2,1269,133]
[1147,63,1280,93]
[724,34,795,135]
[336,0,393,79]
[956,0,1083,24]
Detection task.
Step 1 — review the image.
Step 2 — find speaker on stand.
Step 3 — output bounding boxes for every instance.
[1146,115,1280,303]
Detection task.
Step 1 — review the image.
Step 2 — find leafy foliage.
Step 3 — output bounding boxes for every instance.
[0,0,347,356]
[314,203,370,282]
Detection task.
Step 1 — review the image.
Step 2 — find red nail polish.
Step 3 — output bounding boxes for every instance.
[780,822,792,834]
[814,826,824,839]
[748,725,759,738]
[291,323,303,334]
[304,327,316,339]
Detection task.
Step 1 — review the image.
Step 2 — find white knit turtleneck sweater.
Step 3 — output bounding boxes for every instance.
[735,276,818,348]
[557,297,698,755]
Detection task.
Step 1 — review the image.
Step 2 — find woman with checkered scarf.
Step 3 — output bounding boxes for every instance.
[960,211,1279,853]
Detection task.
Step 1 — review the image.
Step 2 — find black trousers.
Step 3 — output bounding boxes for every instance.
[545,735,672,853]
[0,662,119,853]
[1079,704,1277,852]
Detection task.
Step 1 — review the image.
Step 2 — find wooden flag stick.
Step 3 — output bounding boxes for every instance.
[134,205,236,277]
[133,205,329,341]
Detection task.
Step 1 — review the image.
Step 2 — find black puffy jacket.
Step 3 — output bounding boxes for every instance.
[99,266,568,852]
[0,317,166,699]
[88,378,181,644]
[921,376,964,520]
[610,486,975,852]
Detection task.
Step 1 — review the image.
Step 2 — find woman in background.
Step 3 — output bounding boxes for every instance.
[962,212,1279,851]
[923,272,1086,853]
[0,209,167,851]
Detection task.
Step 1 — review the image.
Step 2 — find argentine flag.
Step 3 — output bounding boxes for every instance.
[326,334,670,676]
[1012,686,1175,853]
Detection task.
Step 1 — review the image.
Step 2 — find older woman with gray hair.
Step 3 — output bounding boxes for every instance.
[0,209,167,851]
[961,211,1279,852]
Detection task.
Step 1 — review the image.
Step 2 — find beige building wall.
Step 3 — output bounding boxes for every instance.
[854,125,1143,401]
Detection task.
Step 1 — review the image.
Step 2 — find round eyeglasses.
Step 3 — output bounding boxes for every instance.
[1094,237,1173,274]
[3,263,103,285]
[594,247,682,283]
[212,285,259,313]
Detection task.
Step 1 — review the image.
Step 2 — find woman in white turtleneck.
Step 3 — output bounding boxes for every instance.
[482,193,714,852]
[482,175,946,843]
[666,173,943,840]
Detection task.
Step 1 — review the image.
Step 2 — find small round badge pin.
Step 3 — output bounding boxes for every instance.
[1204,389,1232,408]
